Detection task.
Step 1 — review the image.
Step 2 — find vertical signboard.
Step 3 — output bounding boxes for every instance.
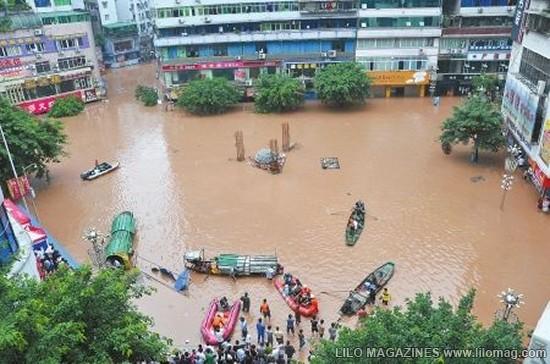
[511,0,531,43]
[502,76,540,146]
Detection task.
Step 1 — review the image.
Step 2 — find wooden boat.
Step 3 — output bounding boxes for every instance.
[274,276,319,317]
[80,161,119,180]
[104,211,136,269]
[345,201,366,246]
[339,262,395,316]
[184,250,283,277]
[201,298,241,345]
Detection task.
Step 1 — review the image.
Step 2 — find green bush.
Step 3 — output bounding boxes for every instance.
[314,62,371,108]
[134,85,159,106]
[176,77,241,115]
[48,95,85,118]
[254,74,304,113]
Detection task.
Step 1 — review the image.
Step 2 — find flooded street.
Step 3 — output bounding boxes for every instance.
[33,64,550,348]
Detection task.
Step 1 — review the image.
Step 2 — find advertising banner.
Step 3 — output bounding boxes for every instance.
[6,175,31,201]
[511,0,531,43]
[18,90,84,115]
[162,60,280,72]
[539,118,550,166]
[502,76,539,146]
[367,71,430,86]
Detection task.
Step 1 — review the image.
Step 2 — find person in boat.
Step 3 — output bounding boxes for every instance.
[290,279,302,297]
[212,313,225,331]
[220,296,230,311]
[284,272,292,285]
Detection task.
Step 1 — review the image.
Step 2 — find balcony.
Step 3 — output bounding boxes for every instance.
[358,7,441,17]
[154,12,302,29]
[357,27,441,38]
[441,26,512,36]
[155,29,357,47]
[459,6,514,16]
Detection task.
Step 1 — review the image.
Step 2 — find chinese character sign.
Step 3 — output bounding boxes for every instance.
[6,175,31,201]
[502,77,539,144]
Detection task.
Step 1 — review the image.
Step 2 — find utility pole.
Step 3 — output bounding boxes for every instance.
[0,122,30,212]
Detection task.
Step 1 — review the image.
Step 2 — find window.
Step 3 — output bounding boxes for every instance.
[114,40,133,53]
[105,14,109,21]
[58,38,82,49]
[58,56,86,70]
[35,61,51,73]
[53,0,71,5]
[101,1,107,8]
[26,42,45,53]
[213,46,228,57]
[34,0,51,7]
[0,46,22,57]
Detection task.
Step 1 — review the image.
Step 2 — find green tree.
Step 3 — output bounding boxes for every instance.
[472,74,501,103]
[440,95,505,163]
[134,85,159,107]
[313,290,524,364]
[0,266,169,363]
[48,95,85,118]
[314,62,371,108]
[254,74,304,113]
[177,77,241,115]
[0,98,67,182]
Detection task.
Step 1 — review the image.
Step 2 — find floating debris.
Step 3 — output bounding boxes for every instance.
[249,148,286,174]
[470,176,485,183]
[321,157,340,169]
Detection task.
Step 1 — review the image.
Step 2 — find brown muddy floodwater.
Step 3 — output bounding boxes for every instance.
[33,64,550,353]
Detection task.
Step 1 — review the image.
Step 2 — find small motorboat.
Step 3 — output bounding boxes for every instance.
[346,200,366,246]
[339,262,395,316]
[274,275,319,317]
[201,298,241,345]
[80,161,119,181]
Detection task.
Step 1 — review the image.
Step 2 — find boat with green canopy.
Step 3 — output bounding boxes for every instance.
[184,249,283,277]
[104,211,136,269]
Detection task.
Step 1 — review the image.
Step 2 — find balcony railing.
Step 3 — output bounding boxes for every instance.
[161,51,354,65]
[442,26,512,35]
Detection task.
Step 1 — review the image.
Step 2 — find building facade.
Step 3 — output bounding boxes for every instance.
[0,11,102,114]
[436,0,515,96]
[501,0,550,198]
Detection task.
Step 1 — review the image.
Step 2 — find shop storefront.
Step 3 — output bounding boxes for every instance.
[366,71,431,97]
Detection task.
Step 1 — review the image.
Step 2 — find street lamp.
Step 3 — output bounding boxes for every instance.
[496,288,524,322]
[82,227,107,270]
[0,122,30,212]
[500,146,519,210]
[22,163,42,224]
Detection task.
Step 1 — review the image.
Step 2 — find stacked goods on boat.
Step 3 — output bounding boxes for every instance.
[184,250,283,277]
[104,211,136,269]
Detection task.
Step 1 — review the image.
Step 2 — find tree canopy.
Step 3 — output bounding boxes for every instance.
[0,266,169,363]
[0,98,67,182]
[313,290,524,364]
[254,74,304,113]
[314,62,371,108]
[134,85,159,107]
[48,96,85,118]
[440,95,505,162]
[177,77,241,115]
[472,74,501,103]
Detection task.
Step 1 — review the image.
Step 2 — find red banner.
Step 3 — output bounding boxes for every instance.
[6,175,31,201]
[18,90,84,115]
[0,58,22,69]
[161,60,280,72]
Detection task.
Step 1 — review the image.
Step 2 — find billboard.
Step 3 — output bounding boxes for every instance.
[502,76,540,146]
[6,175,31,201]
[539,119,550,166]
[511,0,531,43]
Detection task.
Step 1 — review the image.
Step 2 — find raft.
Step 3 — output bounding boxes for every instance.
[80,161,119,181]
[345,201,366,246]
[201,299,241,345]
[104,211,136,269]
[339,262,395,316]
[274,277,319,317]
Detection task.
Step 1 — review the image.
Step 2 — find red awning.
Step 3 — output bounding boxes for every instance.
[3,199,47,243]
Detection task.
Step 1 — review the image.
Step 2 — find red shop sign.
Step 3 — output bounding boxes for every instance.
[0,58,22,69]
[162,59,279,72]
[18,90,84,115]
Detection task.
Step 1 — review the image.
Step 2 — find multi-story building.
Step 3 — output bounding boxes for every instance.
[436,0,515,96]
[87,0,154,68]
[501,0,550,198]
[152,0,359,95]
[0,10,102,114]
[355,0,442,97]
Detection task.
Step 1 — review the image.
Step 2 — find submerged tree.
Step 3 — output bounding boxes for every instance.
[472,74,501,103]
[48,95,85,117]
[313,290,524,364]
[0,98,67,183]
[0,266,169,363]
[254,74,304,113]
[176,78,241,115]
[314,62,371,108]
[134,85,159,107]
[440,95,505,163]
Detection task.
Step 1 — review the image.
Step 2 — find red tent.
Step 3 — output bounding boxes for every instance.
[3,199,47,249]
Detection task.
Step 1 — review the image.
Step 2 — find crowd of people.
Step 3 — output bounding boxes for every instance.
[169,294,340,364]
[34,244,69,279]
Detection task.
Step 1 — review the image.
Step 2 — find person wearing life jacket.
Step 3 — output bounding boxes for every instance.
[310,295,319,312]
[380,287,391,306]
[212,313,225,330]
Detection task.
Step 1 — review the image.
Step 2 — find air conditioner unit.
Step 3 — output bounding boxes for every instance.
[537,81,546,96]
[245,79,253,86]
[477,7,483,13]
[507,6,513,12]
[235,55,242,60]
[360,22,367,28]
[181,32,188,36]
[178,19,185,24]
[361,3,367,8]
[58,51,65,57]
[175,0,180,3]
[328,49,337,58]
[405,21,411,26]
[320,51,328,57]
[34,29,43,36]
[451,49,457,54]
[204,17,211,23]
[419,21,424,26]
[75,47,81,54]
[36,53,42,59]
[258,53,266,60]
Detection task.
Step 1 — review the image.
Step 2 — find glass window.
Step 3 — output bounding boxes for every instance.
[0,46,22,57]
[114,40,133,53]
[54,0,71,6]
[26,42,45,53]
[58,56,86,70]
[36,85,56,98]
[59,80,75,94]
[35,61,51,73]
[58,38,81,49]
